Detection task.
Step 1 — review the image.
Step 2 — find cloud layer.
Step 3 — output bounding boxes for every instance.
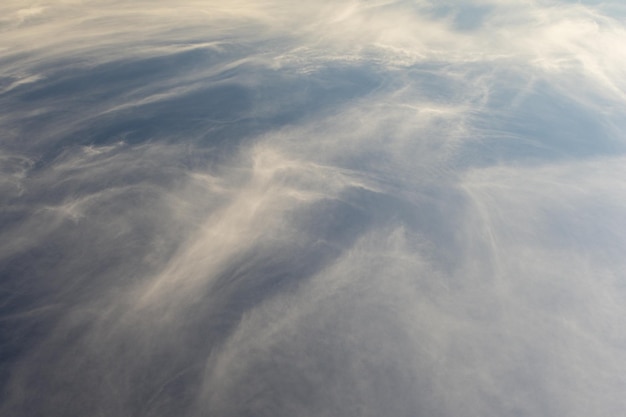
[1,1,626,416]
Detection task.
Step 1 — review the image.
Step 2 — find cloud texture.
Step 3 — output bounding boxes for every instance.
[1,1,626,416]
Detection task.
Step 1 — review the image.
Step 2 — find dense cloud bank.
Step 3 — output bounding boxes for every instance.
[1,1,626,416]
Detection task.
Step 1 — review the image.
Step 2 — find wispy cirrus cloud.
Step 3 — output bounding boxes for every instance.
[1,1,626,416]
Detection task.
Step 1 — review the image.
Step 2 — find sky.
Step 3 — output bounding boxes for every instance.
[1,1,626,416]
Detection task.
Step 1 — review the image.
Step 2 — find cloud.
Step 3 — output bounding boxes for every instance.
[1,1,626,416]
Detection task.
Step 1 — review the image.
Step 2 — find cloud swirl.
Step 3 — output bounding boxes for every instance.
[1,1,626,416]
